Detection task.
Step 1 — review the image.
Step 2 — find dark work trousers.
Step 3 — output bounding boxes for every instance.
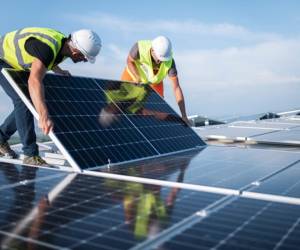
[0,60,38,156]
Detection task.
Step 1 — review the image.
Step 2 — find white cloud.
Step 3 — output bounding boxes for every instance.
[62,37,300,86]
[65,38,300,116]
[175,38,300,87]
[69,13,280,41]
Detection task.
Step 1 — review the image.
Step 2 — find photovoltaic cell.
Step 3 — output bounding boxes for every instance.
[97,79,203,154]
[0,162,65,189]
[95,146,300,190]
[253,161,300,198]
[3,70,205,169]
[0,169,223,250]
[157,198,300,250]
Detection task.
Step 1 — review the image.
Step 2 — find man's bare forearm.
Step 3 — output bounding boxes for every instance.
[172,77,187,117]
[28,78,48,117]
[28,58,53,134]
[177,94,187,118]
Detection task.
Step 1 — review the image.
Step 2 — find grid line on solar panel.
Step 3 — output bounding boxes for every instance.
[96,146,300,191]
[94,79,204,154]
[92,79,162,154]
[20,187,206,226]
[273,218,300,250]
[0,168,225,250]
[4,69,204,167]
[158,198,300,250]
[4,70,157,159]
[252,162,300,198]
[2,160,300,250]
[0,230,62,250]
[210,201,274,250]
[0,163,67,191]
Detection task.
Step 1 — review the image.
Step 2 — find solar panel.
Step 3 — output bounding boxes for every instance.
[0,163,224,249]
[2,69,205,170]
[231,120,300,129]
[97,79,203,154]
[156,198,300,250]
[251,129,300,146]
[196,117,300,144]
[0,148,300,249]
[0,162,65,190]
[253,161,300,198]
[95,146,300,189]
[195,126,277,141]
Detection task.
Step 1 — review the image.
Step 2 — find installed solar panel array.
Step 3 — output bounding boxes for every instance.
[1,145,300,249]
[196,118,300,146]
[2,69,204,170]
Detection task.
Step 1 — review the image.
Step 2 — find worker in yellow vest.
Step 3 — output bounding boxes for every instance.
[121,36,189,125]
[0,27,101,165]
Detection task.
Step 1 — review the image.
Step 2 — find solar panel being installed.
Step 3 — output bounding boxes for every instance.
[2,69,205,170]
[98,79,203,154]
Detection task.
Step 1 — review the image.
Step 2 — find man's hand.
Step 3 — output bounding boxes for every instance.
[52,66,71,76]
[39,114,54,135]
[58,69,71,77]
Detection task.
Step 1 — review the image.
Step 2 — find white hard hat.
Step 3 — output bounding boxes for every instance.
[151,36,172,62]
[71,29,102,63]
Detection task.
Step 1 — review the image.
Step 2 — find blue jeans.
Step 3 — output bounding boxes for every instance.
[0,60,38,156]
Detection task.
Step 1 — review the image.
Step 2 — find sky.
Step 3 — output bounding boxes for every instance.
[1,0,300,121]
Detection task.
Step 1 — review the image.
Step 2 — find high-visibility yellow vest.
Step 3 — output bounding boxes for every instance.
[129,40,173,84]
[0,27,66,70]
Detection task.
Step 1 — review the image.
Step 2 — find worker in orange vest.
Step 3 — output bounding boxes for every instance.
[121,36,189,125]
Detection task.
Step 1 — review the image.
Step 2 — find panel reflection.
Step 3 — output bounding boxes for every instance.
[98,81,185,128]
[0,164,220,249]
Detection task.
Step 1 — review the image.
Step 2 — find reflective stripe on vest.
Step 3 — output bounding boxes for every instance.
[14,29,60,69]
[134,40,172,84]
[2,28,65,70]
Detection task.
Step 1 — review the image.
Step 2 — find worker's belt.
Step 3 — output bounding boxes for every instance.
[0,36,4,59]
